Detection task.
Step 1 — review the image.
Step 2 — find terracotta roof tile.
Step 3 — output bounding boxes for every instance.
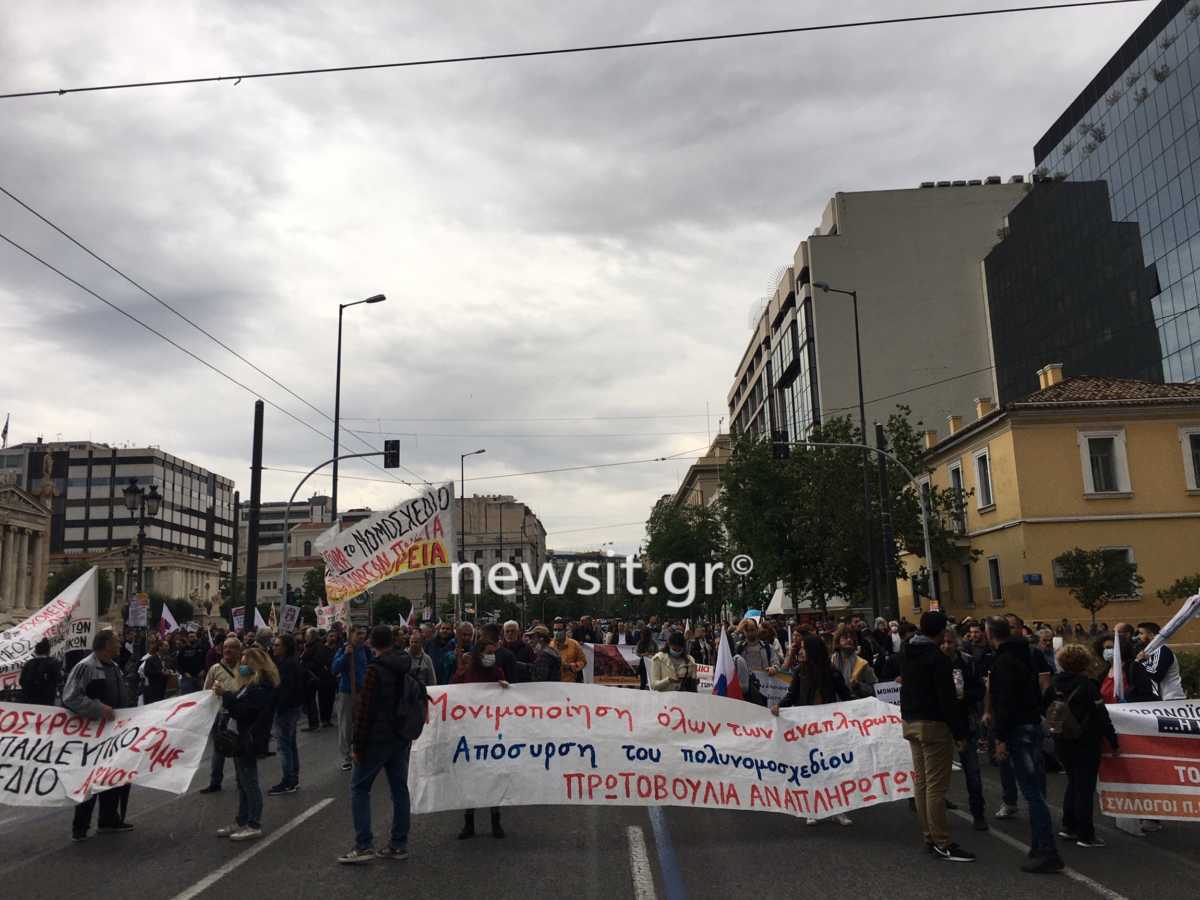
[1015,376,1200,407]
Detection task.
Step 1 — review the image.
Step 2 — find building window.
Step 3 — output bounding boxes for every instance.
[987,557,1002,606]
[1182,428,1200,491]
[1077,430,1131,495]
[948,462,966,533]
[962,562,974,607]
[974,448,994,509]
[303,540,312,557]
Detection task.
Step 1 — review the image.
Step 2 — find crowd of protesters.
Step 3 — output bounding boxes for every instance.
[18,605,1187,871]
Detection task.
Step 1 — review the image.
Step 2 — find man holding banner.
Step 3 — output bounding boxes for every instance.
[62,630,134,841]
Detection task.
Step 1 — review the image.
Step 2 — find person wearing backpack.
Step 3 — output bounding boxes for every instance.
[338,624,427,864]
[19,639,61,705]
[1043,643,1118,849]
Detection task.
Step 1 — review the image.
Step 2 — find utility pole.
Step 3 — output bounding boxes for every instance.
[875,423,900,620]
[245,401,264,614]
[230,490,240,613]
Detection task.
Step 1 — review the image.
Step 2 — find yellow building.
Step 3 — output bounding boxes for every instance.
[898,364,1200,638]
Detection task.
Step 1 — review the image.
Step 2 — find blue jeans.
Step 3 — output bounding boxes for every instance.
[180,676,200,694]
[274,705,301,786]
[1007,724,1056,856]
[234,754,263,829]
[350,741,412,851]
[209,746,226,789]
[958,726,985,818]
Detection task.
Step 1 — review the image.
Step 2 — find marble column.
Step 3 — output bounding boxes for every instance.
[15,530,29,610]
[0,526,11,612]
[32,532,46,607]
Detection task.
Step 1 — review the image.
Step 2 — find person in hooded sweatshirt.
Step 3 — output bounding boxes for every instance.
[1043,643,1118,849]
[987,616,1062,874]
[900,611,974,863]
[452,631,510,839]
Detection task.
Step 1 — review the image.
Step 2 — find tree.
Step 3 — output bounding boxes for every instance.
[148,593,194,627]
[1158,573,1200,605]
[644,496,726,619]
[303,563,327,605]
[45,562,113,613]
[1053,547,1145,626]
[373,593,410,625]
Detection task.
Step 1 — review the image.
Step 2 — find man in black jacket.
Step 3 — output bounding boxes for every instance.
[987,616,1061,874]
[270,633,304,794]
[19,639,61,705]
[899,611,974,863]
[940,628,988,830]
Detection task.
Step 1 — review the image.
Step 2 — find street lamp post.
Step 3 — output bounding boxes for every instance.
[331,293,386,520]
[122,478,162,594]
[459,449,486,623]
[813,281,879,620]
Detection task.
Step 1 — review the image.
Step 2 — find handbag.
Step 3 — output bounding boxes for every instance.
[212,712,240,756]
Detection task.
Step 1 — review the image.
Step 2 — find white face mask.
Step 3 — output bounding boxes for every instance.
[480,653,496,668]
[1102,648,1114,662]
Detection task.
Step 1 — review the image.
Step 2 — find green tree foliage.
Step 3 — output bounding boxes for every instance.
[300,604,317,627]
[1158,573,1200,605]
[644,498,726,619]
[373,593,410,624]
[44,562,113,613]
[303,562,327,605]
[1053,547,1145,626]
[148,592,194,627]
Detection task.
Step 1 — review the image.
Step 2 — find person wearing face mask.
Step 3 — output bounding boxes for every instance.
[451,633,510,839]
[200,637,244,794]
[212,647,280,842]
[526,626,562,682]
[551,617,587,683]
[650,632,698,692]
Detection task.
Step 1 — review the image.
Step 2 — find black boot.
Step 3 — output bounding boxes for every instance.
[458,811,475,840]
[490,808,505,839]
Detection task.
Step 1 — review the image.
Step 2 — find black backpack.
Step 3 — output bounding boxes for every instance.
[1045,685,1088,740]
[395,669,429,741]
[21,656,58,703]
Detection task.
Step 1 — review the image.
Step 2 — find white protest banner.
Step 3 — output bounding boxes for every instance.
[315,482,456,604]
[316,605,335,630]
[0,692,220,807]
[127,592,149,628]
[0,568,98,691]
[875,681,901,705]
[230,606,245,632]
[280,604,301,634]
[409,683,915,819]
[1099,700,1200,821]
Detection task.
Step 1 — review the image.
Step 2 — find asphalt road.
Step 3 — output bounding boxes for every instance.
[1,716,1197,900]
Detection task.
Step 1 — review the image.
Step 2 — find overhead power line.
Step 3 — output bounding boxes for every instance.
[338,413,712,422]
[545,521,647,536]
[0,185,429,488]
[346,429,711,439]
[0,1,1150,101]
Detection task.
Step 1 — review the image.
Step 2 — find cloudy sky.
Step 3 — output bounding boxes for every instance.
[1,0,1151,553]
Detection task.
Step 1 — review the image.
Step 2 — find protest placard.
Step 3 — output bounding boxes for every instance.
[583,644,642,688]
[1099,700,1200,821]
[230,606,245,632]
[315,482,456,604]
[0,568,98,691]
[0,692,220,807]
[316,604,335,630]
[875,681,901,705]
[280,604,300,634]
[409,683,914,819]
[127,592,149,628]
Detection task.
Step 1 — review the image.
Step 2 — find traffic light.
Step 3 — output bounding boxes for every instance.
[383,439,400,469]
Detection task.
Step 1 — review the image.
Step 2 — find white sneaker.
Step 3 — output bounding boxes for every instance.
[805,818,818,826]
[229,826,263,841]
[215,824,240,838]
[834,814,853,826]
[994,803,1018,819]
[951,761,962,771]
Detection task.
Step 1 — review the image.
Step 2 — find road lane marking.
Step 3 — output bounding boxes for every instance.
[626,826,657,900]
[169,797,333,900]
[948,809,1128,900]
[647,806,687,900]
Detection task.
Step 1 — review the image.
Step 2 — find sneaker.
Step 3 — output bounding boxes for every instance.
[952,760,962,771]
[932,843,977,863]
[833,814,853,826]
[267,784,289,796]
[973,817,989,832]
[805,818,818,826]
[944,799,959,811]
[1076,837,1106,848]
[199,785,222,794]
[215,824,240,838]
[283,783,299,793]
[995,803,1019,820]
[229,827,263,842]
[98,822,134,833]
[1057,829,1078,840]
[337,847,376,864]
[1021,854,1064,874]
[71,831,89,842]
[376,846,409,860]
[340,762,353,772]
[1140,819,1165,833]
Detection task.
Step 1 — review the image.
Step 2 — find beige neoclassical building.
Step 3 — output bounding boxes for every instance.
[0,473,52,627]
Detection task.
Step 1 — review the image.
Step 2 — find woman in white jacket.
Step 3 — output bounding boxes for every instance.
[650,632,698,692]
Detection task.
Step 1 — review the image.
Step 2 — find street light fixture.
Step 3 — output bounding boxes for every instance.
[123,478,161,594]
[332,293,387,519]
[458,449,486,623]
[812,280,879,619]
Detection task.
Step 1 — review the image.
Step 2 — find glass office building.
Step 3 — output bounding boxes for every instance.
[1035,0,1200,383]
